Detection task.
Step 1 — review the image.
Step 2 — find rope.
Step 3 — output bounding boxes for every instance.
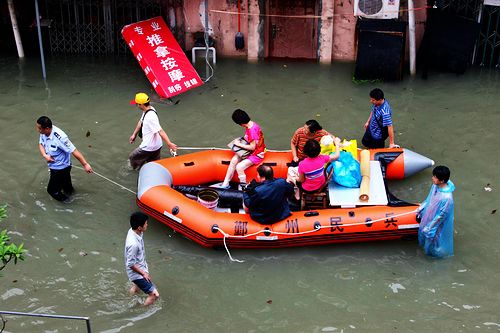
[222,234,244,263]
[215,209,418,262]
[177,146,228,151]
[72,165,137,195]
[210,9,325,19]
[176,146,290,153]
[210,6,432,19]
[0,314,5,333]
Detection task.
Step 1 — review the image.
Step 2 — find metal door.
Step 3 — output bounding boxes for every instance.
[442,0,500,68]
[46,0,183,56]
[268,0,318,59]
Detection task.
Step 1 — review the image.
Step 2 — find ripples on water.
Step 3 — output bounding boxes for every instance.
[0,55,499,332]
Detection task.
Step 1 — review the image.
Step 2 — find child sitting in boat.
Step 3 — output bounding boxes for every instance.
[220,109,266,189]
[298,138,341,193]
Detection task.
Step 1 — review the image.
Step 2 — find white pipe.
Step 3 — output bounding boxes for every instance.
[35,0,47,79]
[7,0,25,58]
[471,3,483,64]
[408,0,416,76]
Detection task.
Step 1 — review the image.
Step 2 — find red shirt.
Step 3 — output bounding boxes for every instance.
[291,128,330,161]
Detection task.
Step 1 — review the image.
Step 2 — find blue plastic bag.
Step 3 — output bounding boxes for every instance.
[332,151,362,188]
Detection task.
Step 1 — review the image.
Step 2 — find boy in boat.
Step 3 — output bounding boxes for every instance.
[36,116,93,202]
[243,165,294,224]
[124,212,160,306]
[417,165,455,258]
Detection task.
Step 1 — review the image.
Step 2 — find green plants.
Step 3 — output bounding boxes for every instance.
[0,205,26,271]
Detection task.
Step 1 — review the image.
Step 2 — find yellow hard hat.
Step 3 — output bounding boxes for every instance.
[130,92,150,105]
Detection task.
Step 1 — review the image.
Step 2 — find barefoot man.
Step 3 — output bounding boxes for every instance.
[124,212,159,306]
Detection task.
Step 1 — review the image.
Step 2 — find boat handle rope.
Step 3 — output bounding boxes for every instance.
[214,209,419,262]
[68,146,289,195]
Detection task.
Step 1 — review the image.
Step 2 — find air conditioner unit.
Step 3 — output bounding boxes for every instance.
[354,0,401,19]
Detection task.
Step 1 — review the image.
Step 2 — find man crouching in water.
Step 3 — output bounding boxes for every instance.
[243,165,295,224]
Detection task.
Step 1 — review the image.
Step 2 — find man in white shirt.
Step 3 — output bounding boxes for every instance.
[124,212,159,306]
[128,92,177,170]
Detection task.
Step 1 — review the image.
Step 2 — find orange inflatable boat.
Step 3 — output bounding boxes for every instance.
[137,148,433,248]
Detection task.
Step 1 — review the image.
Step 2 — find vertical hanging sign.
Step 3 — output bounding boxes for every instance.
[122,16,203,98]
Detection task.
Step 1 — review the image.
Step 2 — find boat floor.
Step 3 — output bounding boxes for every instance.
[328,161,388,208]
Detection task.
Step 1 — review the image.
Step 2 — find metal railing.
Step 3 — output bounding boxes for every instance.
[0,311,91,333]
[442,0,500,68]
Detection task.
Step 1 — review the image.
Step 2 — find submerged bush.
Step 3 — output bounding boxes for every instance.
[0,205,26,272]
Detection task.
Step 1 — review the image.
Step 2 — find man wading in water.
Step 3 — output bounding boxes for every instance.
[128,92,177,170]
[124,212,159,306]
[36,116,93,202]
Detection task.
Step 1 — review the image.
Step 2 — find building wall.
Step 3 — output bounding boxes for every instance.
[319,0,334,63]
[331,0,428,62]
[183,0,248,57]
[331,0,357,60]
[181,0,427,63]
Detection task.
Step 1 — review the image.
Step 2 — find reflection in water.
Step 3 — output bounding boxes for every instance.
[0,55,499,332]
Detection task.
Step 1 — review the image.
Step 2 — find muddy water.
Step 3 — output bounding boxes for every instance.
[0,55,499,332]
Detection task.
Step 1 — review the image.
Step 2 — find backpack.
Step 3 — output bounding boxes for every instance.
[374,113,389,140]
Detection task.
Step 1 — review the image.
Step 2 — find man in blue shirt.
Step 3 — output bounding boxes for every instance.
[361,88,398,149]
[243,165,294,224]
[36,116,93,202]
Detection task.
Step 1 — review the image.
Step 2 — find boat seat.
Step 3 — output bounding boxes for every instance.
[300,162,333,210]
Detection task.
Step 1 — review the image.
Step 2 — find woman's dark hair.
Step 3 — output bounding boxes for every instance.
[369,88,384,101]
[37,116,52,129]
[303,139,321,158]
[433,165,450,183]
[130,212,148,230]
[305,119,322,133]
[232,109,251,125]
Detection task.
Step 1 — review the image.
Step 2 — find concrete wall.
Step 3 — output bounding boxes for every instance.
[247,0,261,60]
[181,0,427,64]
[318,0,334,64]
[331,0,357,61]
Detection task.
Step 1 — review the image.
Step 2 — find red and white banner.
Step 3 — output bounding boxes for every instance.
[122,17,203,98]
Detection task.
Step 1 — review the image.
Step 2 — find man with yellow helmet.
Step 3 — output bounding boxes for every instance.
[128,92,177,169]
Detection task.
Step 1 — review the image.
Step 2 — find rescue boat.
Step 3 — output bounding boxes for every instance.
[136,148,434,248]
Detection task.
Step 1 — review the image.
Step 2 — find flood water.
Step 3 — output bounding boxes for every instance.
[0,54,499,332]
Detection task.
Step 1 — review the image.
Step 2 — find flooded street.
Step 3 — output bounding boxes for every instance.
[0,55,499,332]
